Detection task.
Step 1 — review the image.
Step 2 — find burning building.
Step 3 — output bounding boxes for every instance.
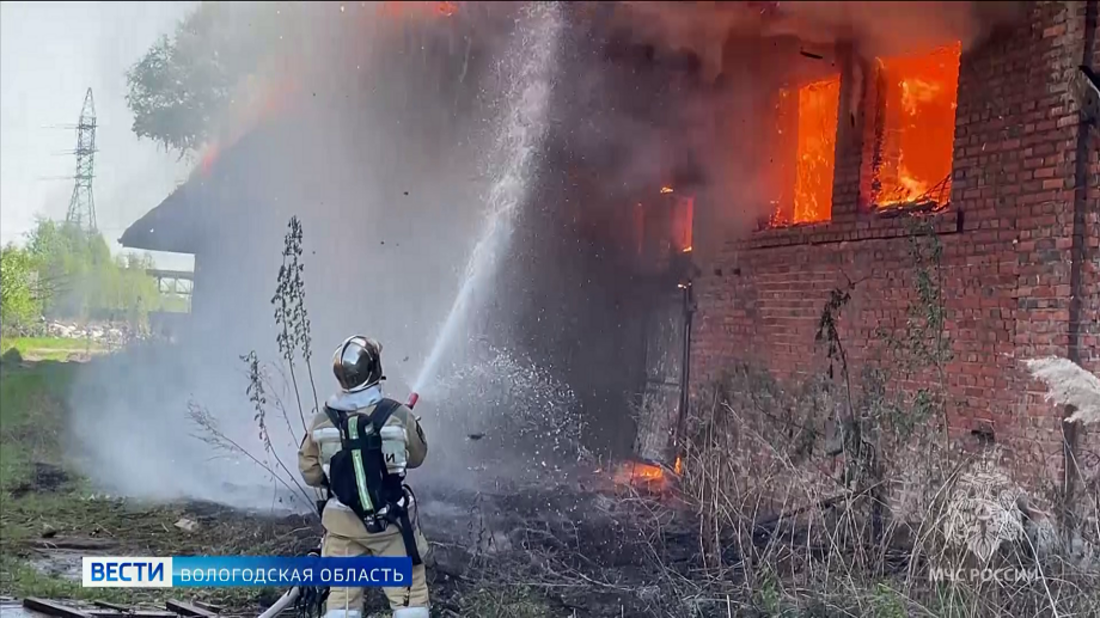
[121,1,1098,499]
[678,1,1100,498]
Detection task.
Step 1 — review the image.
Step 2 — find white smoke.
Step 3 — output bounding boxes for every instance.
[67,2,575,511]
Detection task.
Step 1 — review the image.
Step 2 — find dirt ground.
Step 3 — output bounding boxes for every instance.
[6,475,704,617]
[417,477,704,617]
[1,352,711,617]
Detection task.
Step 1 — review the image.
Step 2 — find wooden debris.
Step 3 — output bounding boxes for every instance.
[23,598,93,618]
[192,601,222,614]
[173,518,199,533]
[91,601,132,612]
[165,600,218,618]
[86,607,174,611]
[30,537,119,550]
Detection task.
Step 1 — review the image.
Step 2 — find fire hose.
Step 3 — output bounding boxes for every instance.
[258,392,421,618]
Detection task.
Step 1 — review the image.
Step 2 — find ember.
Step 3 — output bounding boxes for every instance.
[873,42,961,207]
[613,460,668,489]
[611,456,684,494]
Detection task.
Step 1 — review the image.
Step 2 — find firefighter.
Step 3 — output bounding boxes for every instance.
[298,335,431,618]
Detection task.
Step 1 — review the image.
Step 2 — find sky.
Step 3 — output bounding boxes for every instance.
[1,1,198,270]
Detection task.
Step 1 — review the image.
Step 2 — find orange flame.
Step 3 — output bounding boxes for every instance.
[671,196,694,253]
[874,42,961,208]
[768,75,840,227]
[616,459,664,483]
[613,460,669,490]
[792,75,840,224]
[200,143,220,176]
[379,1,458,18]
[197,76,298,178]
[611,457,684,491]
[660,186,674,194]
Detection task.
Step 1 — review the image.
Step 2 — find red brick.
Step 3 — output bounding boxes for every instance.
[690,1,1094,494]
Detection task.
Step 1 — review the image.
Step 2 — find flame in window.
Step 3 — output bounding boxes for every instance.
[793,75,841,224]
[671,195,694,253]
[873,42,961,208]
[770,75,841,227]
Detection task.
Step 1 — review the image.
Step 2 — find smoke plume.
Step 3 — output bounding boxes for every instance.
[70,2,573,511]
[611,1,1026,79]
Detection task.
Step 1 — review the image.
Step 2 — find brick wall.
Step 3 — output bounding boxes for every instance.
[1075,0,1100,508]
[690,1,1098,492]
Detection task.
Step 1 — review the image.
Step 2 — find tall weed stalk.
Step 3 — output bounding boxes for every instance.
[189,216,324,515]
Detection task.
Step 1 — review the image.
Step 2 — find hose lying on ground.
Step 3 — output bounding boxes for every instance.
[258,587,300,618]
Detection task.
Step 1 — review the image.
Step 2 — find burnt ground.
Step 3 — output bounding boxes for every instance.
[2,356,718,617]
[9,463,71,499]
[3,469,712,617]
[419,478,702,617]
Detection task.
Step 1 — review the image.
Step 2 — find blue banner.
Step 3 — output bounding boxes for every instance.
[172,556,412,587]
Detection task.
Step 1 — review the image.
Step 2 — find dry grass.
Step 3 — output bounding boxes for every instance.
[1025,356,1100,426]
[668,367,1100,618]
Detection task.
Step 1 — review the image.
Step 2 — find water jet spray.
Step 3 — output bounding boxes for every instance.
[412,2,563,396]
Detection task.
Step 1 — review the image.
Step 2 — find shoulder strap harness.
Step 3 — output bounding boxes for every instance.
[322,398,422,566]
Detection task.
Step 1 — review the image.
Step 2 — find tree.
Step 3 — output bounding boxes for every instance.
[125,2,279,155]
[23,219,171,329]
[91,252,162,326]
[0,243,41,333]
[27,218,111,319]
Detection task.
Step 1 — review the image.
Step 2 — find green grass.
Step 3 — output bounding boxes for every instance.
[0,358,313,608]
[0,359,117,601]
[0,554,148,605]
[1,337,107,362]
[3,337,104,351]
[0,360,77,494]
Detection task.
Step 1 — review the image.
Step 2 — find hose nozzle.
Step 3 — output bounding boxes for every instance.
[406,392,420,409]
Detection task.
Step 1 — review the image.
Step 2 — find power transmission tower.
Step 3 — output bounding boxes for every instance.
[65,88,98,231]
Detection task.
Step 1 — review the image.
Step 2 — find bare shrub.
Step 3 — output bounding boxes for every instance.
[187,216,325,517]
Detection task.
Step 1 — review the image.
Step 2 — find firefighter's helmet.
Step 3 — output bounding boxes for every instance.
[332,335,384,392]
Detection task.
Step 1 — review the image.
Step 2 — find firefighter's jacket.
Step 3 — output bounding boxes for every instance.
[297,385,428,537]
